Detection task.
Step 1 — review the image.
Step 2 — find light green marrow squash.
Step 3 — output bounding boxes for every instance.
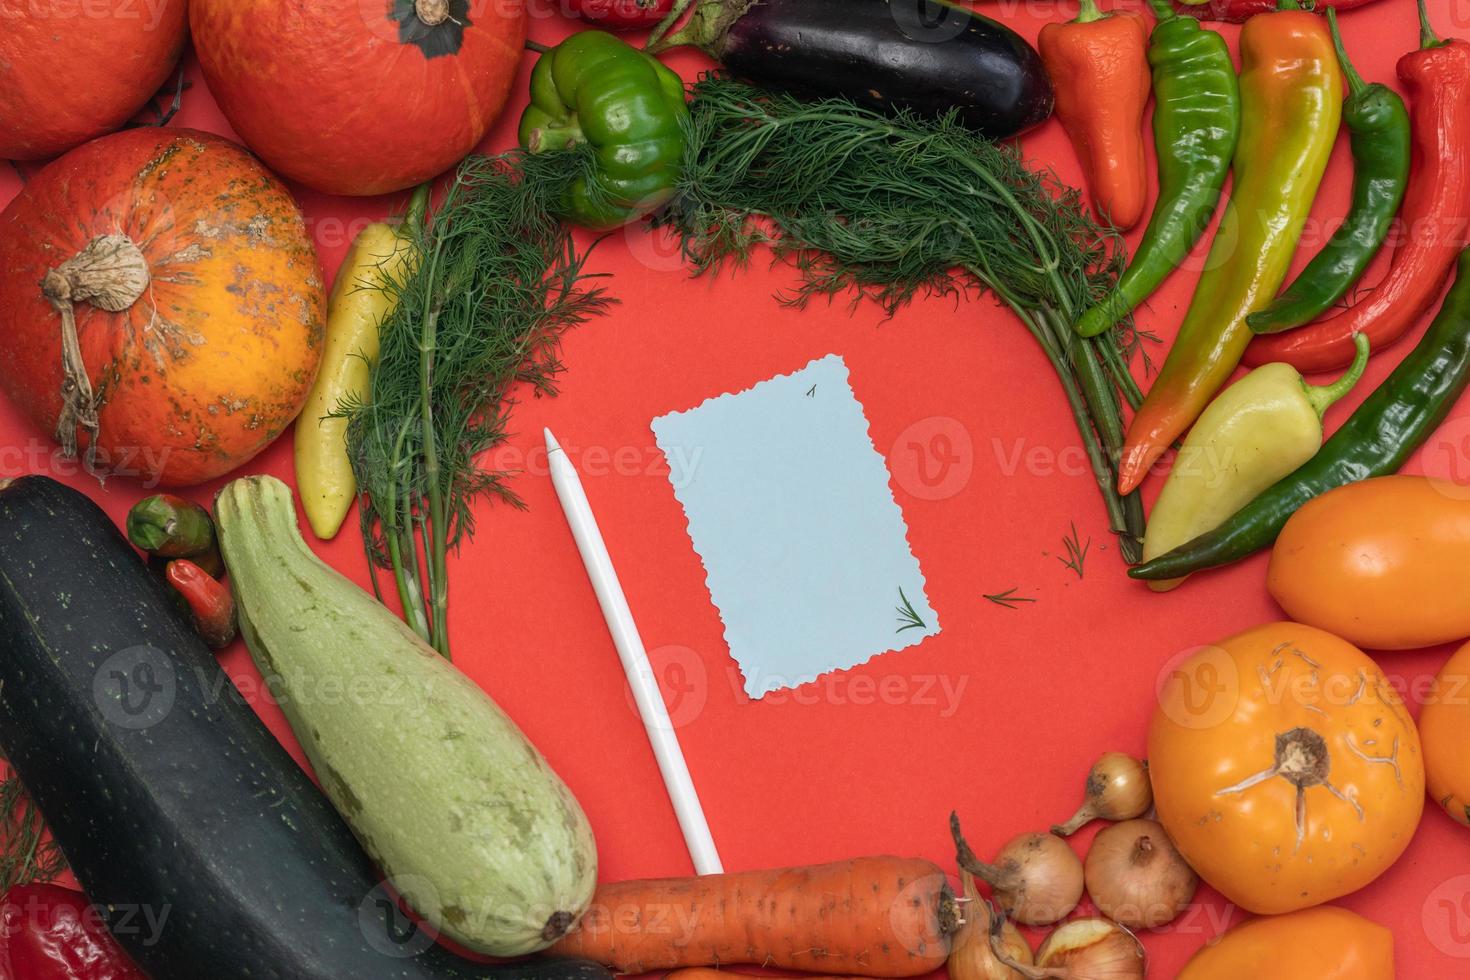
[216,475,597,957]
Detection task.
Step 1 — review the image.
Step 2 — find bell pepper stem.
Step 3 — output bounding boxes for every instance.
[1418,0,1444,49]
[524,38,550,54]
[1327,9,1367,97]
[1304,332,1372,417]
[1145,0,1176,20]
[1276,0,1301,9]
[1075,0,1105,23]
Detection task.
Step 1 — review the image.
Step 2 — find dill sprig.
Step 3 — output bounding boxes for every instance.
[0,766,66,892]
[895,587,929,633]
[341,148,614,656]
[983,588,1038,609]
[660,75,1148,562]
[1057,522,1091,580]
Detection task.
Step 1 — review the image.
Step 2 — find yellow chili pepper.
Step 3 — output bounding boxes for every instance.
[1118,0,1342,494]
[294,190,424,540]
[1141,334,1369,591]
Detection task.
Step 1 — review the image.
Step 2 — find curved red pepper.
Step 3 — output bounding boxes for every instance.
[165,559,237,650]
[1173,0,1381,22]
[566,0,675,29]
[1246,2,1470,372]
[0,884,145,980]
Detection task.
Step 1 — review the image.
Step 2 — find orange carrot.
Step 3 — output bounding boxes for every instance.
[667,971,873,980]
[547,857,958,977]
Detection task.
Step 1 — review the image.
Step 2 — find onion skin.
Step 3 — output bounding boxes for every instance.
[1035,918,1146,979]
[952,814,1084,928]
[949,877,1031,980]
[1083,819,1198,929]
[1054,753,1152,836]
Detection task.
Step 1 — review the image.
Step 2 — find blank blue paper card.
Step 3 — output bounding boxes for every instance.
[651,354,940,699]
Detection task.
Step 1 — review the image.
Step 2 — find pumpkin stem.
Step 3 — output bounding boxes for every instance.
[416,0,452,26]
[41,234,151,475]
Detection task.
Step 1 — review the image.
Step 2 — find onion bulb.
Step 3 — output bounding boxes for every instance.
[949,876,1032,980]
[991,918,1146,980]
[1083,818,1197,930]
[1053,753,1152,837]
[951,812,1084,926]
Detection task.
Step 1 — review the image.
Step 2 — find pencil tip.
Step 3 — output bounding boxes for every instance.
[544,428,561,454]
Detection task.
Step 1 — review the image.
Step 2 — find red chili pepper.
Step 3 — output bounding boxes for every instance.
[566,0,675,29]
[165,559,237,650]
[1039,0,1153,231]
[1173,0,1382,22]
[1245,0,1470,373]
[0,884,145,980]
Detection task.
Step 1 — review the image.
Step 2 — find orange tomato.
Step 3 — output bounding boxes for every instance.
[1177,906,1393,979]
[1421,639,1470,828]
[1268,476,1470,650]
[1149,622,1424,915]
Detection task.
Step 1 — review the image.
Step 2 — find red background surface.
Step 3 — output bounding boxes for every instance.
[3,0,1469,975]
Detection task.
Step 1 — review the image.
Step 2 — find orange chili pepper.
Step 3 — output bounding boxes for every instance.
[1039,0,1151,231]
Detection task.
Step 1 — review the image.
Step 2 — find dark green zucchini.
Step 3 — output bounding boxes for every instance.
[0,475,611,980]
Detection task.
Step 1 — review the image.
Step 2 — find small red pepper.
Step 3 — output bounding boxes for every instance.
[1246,0,1470,373]
[1173,0,1382,22]
[165,559,237,650]
[1039,0,1152,231]
[566,0,675,29]
[0,884,146,980]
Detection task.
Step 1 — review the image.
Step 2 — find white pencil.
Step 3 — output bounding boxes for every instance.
[545,428,724,876]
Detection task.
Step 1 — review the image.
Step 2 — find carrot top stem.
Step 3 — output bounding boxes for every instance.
[1328,9,1366,97]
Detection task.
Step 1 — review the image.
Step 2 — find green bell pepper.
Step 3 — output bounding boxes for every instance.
[518,31,688,230]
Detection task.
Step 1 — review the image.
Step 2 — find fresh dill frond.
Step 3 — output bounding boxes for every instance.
[0,765,67,892]
[341,147,614,656]
[660,75,1148,563]
[1057,522,1091,580]
[983,588,1038,609]
[895,588,929,633]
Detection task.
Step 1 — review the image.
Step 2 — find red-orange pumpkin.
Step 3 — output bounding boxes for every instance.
[0,128,325,487]
[189,0,528,196]
[0,0,189,160]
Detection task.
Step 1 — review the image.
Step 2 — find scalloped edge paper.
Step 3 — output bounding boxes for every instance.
[652,354,939,699]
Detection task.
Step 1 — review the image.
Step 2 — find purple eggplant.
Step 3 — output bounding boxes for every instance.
[654,0,1053,139]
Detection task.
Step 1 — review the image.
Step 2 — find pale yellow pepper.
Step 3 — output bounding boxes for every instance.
[294,195,423,539]
[1142,333,1370,591]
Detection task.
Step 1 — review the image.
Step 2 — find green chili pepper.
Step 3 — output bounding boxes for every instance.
[519,30,688,230]
[1074,0,1240,339]
[1132,247,1470,582]
[1247,9,1411,335]
[126,493,222,576]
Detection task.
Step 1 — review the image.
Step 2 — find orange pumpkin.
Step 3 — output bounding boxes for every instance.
[0,128,325,487]
[1150,621,1424,915]
[0,0,189,160]
[1177,906,1393,979]
[1421,639,1470,828]
[190,0,527,196]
